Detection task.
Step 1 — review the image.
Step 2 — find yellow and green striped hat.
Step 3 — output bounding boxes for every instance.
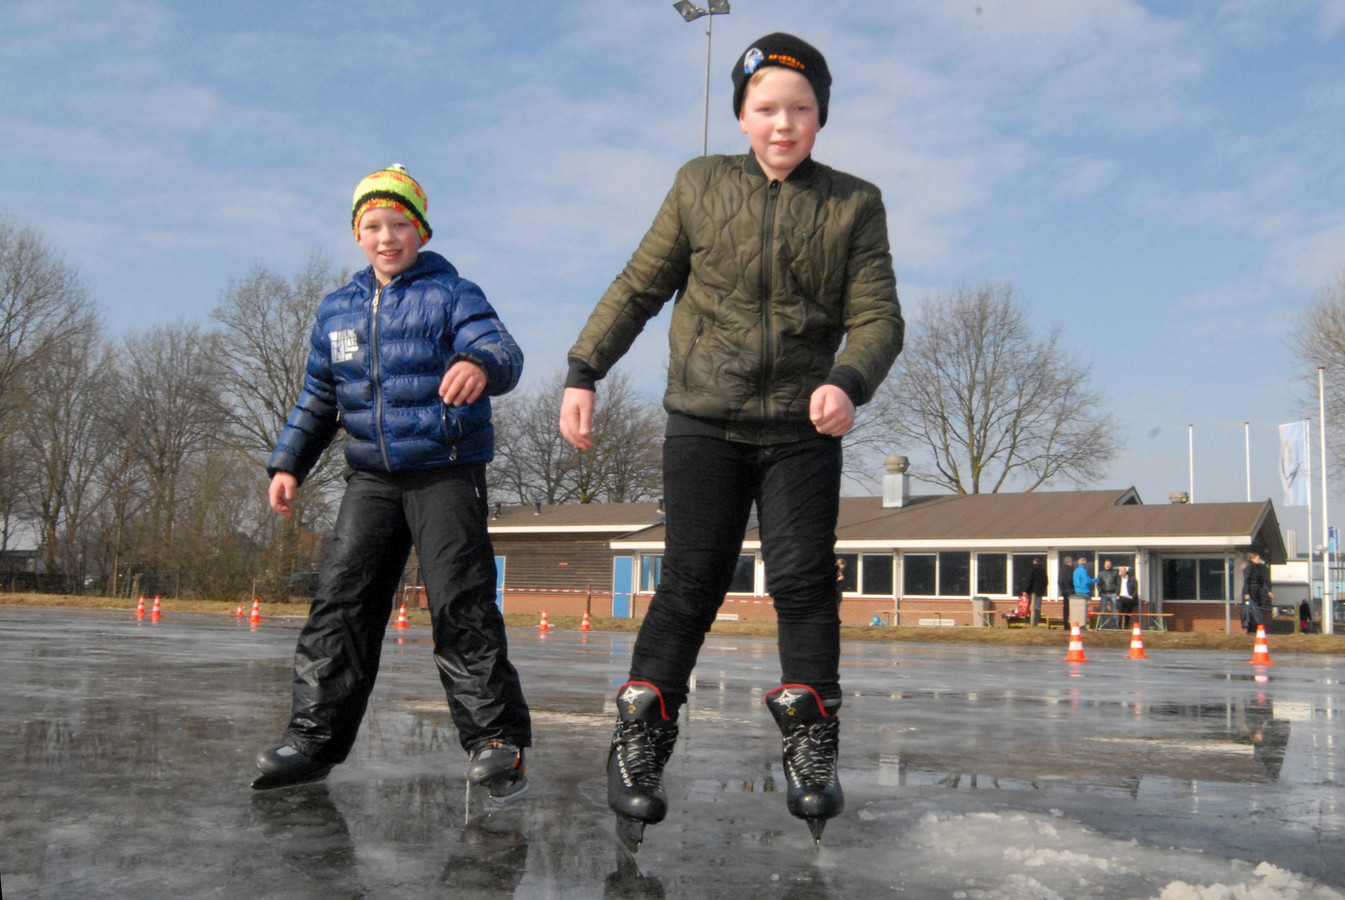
[351,164,431,244]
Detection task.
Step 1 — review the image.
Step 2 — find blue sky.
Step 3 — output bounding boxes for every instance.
[4,0,1345,541]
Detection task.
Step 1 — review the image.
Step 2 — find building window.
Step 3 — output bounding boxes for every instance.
[1011,554,1040,595]
[904,554,936,595]
[640,556,662,592]
[976,553,1007,595]
[861,553,894,596]
[1162,557,1232,601]
[903,552,973,596]
[939,551,970,596]
[1199,558,1232,600]
[1163,559,1197,599]
[728,555,756,593]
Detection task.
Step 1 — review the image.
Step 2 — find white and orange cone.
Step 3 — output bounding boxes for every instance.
[1126,622,1149,659]
[538,610,550,633]
[248,597,262,625]
[580,610,592,631]
[1064,621,1089,663]
[150,596,163,621]
[393,603,409,629]
[1249,624,1274,665]
[135,595,146,618]
[235,603,244,619]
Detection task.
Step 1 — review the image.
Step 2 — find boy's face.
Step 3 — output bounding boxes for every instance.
[358,206,422,286]
[738,67,820,182]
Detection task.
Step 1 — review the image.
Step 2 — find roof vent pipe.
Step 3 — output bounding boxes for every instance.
[1169,491,1190,504]
[883,456,911,509]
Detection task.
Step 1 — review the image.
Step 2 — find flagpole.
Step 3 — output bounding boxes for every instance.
[1244,421,1251,502]
[1320,367,1335,634]
[1188,424,1195,503]
[1306,418,1315,632]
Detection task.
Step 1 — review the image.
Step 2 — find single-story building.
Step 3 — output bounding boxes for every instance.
[483,462,1290,633]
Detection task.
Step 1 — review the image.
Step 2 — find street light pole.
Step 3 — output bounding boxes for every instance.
[672,1,731,156]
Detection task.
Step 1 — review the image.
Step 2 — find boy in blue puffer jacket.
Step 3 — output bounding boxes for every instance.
[252,165,532,799]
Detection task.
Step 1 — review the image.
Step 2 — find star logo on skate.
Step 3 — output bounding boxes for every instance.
[620,685,645,712]
[774,688,802,715]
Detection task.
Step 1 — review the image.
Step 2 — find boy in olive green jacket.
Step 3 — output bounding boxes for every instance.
[560,33,903,849]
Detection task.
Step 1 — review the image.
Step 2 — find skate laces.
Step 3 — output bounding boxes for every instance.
[781,718,840,788]
[612,719,678,788]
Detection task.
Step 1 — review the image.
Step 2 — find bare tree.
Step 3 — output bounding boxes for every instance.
[852,282,1116,494]
[491,370,663,505]
[1292,266,1345,478]
[0,218,98,550]
[87,415,149,597]
[490,371,579,505]
[565,372,664,503]
[212,257,348,597]
[0,431,31,552]
[14,324,110,582]
[110,323,224,591]
[0,219,97,423]
[169,445,268,600]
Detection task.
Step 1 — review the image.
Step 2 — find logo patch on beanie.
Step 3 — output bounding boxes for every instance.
[767,53,806,72]
[743,46,763,75]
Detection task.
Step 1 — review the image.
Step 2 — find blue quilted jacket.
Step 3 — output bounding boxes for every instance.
[267,251,523,483]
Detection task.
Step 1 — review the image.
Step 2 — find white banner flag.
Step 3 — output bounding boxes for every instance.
[1279,421,1309,507]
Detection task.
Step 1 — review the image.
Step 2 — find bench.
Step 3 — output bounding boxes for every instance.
[1088,611,1173,631]
[1002,613,1066,629]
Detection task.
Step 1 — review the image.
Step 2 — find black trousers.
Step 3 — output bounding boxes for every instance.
[283,466,531,763]
[629,434,844,712]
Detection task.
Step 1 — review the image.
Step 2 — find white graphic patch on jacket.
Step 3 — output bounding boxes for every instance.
[329,329,359,364]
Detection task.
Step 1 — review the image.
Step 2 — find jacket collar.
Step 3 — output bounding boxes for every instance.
[354,250,456,292]
[743,152,818,184]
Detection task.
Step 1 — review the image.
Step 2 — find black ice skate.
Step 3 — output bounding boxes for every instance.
[607,681,679,853]
[765,684,844,844]
[251,743,334,790]
[467,740,528,803]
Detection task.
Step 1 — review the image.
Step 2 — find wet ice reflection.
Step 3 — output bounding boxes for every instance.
[2,609,1343,898]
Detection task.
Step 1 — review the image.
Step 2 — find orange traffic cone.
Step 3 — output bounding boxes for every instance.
[1064,621,1089,662]
[150,596,163,621]
[235,603,244,619]
[135,595,146,618]
[1249,624,1274,665]
[248,597,262,625]
[393,603,409,629]
[1126,622,1149,659]
[538,610,550,633]
[580,610,592,631]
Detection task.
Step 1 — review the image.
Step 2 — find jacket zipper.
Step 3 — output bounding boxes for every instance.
[371,283,392,471]
[759,180,781,419]
[681,317,704,389]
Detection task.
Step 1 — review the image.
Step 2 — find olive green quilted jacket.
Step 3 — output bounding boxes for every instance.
[567,154,903,443]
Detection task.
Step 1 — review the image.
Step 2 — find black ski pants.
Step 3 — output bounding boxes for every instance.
[629,433,844,713]
[283,465,531,763]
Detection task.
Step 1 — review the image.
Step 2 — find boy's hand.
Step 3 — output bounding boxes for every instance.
[560,387,595,450]
[269,472,299,517]
[809,384,855,437]
[440,360,487,406]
